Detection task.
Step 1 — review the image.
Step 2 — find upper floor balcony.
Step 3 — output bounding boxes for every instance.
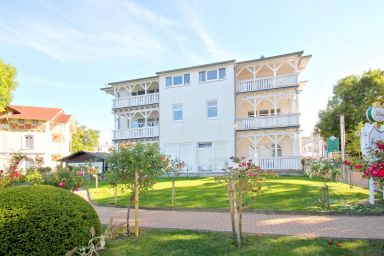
[236,113,300,130]
[236,74,298,93]
[113,93,159,109]
[113,126,159,140]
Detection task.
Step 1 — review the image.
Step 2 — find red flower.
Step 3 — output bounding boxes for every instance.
[372,170,379,177]
[241,162,246,167]
[343,160,351,165]
[337,243,343,247]
[58,181,65,187]
[248,172,253,177]
[354,164,362,169]
[77,171,83,176]
[0,170,4,173]
[9,166,15,171]
[378,169,384,178]
[381,163,384,168]
[363,169,370,176]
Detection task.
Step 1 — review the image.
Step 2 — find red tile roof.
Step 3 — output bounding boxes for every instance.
[6,105,72,123]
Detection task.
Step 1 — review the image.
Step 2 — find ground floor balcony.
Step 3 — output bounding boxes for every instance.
[236,114,300,130]
[113,93,159,109]
[252,156,301,170]
[236,74,298,93]
[113,126,159,140]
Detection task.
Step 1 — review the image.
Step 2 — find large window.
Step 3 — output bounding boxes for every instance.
[25,135,33,149]
[166,74,190,87]
[173,104,183,122]
[163,143,193,171]
[197,141,228,171]
[199,68,226,82]
[207,100,218,118]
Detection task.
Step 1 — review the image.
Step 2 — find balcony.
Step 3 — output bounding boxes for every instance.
[113,126,159,140]
[236,74,298,93]
[236,114,300,130]
[113,93,159,109]
[252,156,301,170]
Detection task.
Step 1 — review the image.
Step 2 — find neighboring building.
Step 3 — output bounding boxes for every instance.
[0,105,75,170]
[58,151,110,173]
[102,51,311,173]
[302,134,326,158]
[96,142,113,153]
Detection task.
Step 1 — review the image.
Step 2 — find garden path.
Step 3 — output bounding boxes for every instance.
[76,190,384,240]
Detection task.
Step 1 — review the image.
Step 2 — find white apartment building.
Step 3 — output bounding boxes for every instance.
[0,105,74,170]
[102,51,311,173]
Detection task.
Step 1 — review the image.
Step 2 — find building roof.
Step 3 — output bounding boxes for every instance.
[58,150,111,163]
[156,59,236,75]
[236,51,306,65]
[5,105,72,123]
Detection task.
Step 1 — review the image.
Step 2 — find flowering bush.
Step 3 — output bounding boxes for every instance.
[47,167,88,191]
[361,141,384,182]
[0,166,24,188]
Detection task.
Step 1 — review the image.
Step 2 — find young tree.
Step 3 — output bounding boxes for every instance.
[0,58,17,112]
[71,125,100,152]
[107,143,164,237]
[163,156,186,207]
[216,157,269,248]
[315,70,384,156]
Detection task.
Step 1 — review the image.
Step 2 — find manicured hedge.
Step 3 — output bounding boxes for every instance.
[0,185,100,256]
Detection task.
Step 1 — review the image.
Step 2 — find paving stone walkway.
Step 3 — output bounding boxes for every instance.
[76,190,384,240]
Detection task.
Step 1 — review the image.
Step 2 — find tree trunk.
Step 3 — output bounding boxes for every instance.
[232,181,241,248]
[227,179,236,241]
[134,171,140,237]
[172,176,175,207]
[114,185,118,206]
[126,194,134,237]
[239,185,243,241]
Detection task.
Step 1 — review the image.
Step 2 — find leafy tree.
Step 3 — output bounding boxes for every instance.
[315,70,384,156]
[107,143,164,237]
[71,125,99,152]
[0,58,17,112]
[163,156,186,207]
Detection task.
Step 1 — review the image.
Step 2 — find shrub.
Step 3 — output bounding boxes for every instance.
[25,170,44,185]
[0,185,100,256]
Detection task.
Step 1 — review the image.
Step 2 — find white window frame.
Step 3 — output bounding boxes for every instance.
[199,67,226,83]
[207,100,218,119]
[24,135,34,150]
[197,141,228,171]
[172,104,183,122]
[32,120,38,125]
[165,74,190,88]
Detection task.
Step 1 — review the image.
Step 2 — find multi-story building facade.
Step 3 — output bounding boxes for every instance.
[0,105,74,170]
[102,51,311,173]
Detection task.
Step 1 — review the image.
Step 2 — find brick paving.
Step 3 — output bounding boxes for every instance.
[76,190,384,239]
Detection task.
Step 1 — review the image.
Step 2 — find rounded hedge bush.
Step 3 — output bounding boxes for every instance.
[0,185,100,256]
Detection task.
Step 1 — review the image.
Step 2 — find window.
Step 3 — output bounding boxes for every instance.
[25,135,33,149]
[199,68,226,82]
[207,100,218,118]
[219,68,226,79]
[197,141,228,171]
[199,71,206,82]
[258,110,269,116]
[173,76,183,85]
[164,143,193,171]
[32,120,38,125]
[166,77,172,87]
[207,70,217,80]
[184,74,190,84]
[18,119,25,124]
[173,104,183,122]
[166,74,190,87]
[248,111,256,118]
[271,109,281,115]
[272,144,283,157]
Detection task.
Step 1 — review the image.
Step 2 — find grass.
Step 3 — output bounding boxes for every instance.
[101,228,384,256]
[88,176,384,213]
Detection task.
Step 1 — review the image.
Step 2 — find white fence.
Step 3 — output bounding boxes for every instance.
[236,74,298,93]
[252,156,301,170]
[237,114,300,130]
[113,126,159,140]
[113,93,159,108]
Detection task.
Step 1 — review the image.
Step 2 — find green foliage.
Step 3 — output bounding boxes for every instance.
[25,170,44,185]
[0,185,100,256]
[315,70,384,156]
[53,166,88,191]
[0,58,17,112]
[71,125,100,152]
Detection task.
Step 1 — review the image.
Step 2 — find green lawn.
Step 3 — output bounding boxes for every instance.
[88,176,383,212]
[101,229,384,256]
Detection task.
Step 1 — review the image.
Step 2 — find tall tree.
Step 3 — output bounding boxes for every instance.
[315,70,384,155]
[71,125,99,152]
[0,58,18,112]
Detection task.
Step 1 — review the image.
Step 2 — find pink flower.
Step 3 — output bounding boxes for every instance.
[363,169,370,176]
[343,160,351,165]
[381,163,384,168]
[248,172,253,177]
[77,171,83,176]
[241,162,246,167]
[58,181,65,187]
[354,164,362,169]
[372,170,379,177]
[378,169,384,178]
[10,166,15,171]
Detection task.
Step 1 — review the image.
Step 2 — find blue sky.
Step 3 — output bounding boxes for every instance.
[1,0,384,143]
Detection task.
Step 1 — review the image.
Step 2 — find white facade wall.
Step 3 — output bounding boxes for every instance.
[159,62,236,172]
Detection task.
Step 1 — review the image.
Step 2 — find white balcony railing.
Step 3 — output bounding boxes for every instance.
[236,74,298,93]
[113,126,159,140]
[113,93,159,109]
[252,157,301,170]
[236,114,300,130]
